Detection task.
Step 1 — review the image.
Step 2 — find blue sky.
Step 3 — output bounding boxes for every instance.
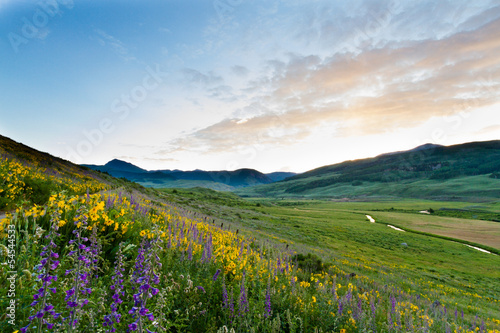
[1,0,499,173]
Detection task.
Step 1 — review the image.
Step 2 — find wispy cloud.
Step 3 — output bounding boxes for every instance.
[475,124,500,136]
[161,10,500,155]
[181,68,224,87]
[94,29,136,62]
[231,65,249,77]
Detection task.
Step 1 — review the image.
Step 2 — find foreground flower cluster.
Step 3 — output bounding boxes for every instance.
[0,156,108,210]
[1,188,498,333]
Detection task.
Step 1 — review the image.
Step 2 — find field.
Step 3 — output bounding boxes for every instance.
[236,175,500,202]
[1,150,500,332]
[160,189,500,323]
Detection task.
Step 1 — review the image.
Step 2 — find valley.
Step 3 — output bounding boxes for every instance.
[1,135,500,332]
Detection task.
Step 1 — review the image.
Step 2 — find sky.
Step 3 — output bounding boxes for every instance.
[0,0,499,173]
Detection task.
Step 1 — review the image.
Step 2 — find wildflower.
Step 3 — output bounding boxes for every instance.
[264,280,272,318]
[129,235,162,332]
[103,243,126,332]
[222,276,229,309]
[64,207,94,332]
[213,269,221,282]
[390,295,396,313]
[89,226,102,278]
[239,272,249,316]
[22,211,62,332]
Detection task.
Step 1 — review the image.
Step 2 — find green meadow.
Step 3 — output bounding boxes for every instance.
[2,137,500,332]
[159,188,500,324]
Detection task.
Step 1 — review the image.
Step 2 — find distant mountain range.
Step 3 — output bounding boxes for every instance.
[236,141,500,200]
[82,159,296,189]
[2,132,499,199]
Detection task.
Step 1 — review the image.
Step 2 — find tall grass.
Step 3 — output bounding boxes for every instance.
[1,189,499,332]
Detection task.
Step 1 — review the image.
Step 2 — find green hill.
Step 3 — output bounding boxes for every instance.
[0,135,129,209]
[1,135,500,332]
[237,141,500,200]
[84,159,276,189]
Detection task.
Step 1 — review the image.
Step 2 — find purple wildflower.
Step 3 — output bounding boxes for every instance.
[264,280,272,318]
[128,234,162,332]
[103,243,126,332]
[213,269,221,282]
[390,295,396,313]
[222,276,229,309]
[89,226,102,278]
[129,321,138,331]
[229,288,235,320]
[239,273,249,316]
[23,211,63,332]
[64,207,94,332]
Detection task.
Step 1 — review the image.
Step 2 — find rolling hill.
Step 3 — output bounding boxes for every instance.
[83,160,295,189]
[0,134,119,209]
[2,134,500,332]
[236,140,500,200]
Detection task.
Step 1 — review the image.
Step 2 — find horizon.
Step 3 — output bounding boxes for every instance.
[1,1,500,173]
[65,139,498,173]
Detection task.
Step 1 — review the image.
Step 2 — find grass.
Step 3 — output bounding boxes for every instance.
[236,174,500,201]
[158,188,500,323]
[2,136,500,332]
[365,211,500,249]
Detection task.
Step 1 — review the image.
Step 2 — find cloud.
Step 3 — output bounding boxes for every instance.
[181,68,224,88]
[167,12,500,154]
[475,124,500,136]
[159,27,171,34]
[231,65,249,77]
[94,29,136,62]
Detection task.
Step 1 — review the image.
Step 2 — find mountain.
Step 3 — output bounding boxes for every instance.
[378,143,444,156]
[82,159,146,175]
[169,168,273,186]
[236,140,500,200]
[265,171,297,182]
[83,160,276,189]
[104,159,147,173]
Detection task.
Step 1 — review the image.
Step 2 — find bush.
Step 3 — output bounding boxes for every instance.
[293,253,325,273]
[0,196,8,209]
[23,177,54,205]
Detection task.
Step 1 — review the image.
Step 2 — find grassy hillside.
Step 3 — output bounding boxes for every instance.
[0,135,118,210]
[237,141,500,200]
[158,188,500,324]
[1,136,500,332]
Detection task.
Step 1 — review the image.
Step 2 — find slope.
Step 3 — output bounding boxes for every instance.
[237,140,500,200]
[0,134,117,209]
[84,160,275,188]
